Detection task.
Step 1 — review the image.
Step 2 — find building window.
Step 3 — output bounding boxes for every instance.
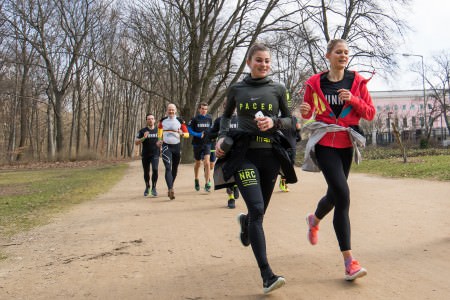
[411,104,415,110]
[403,117,407,127]
[377,105,382,111]
[420,104,424,110]
[394,105,398,111]
[412,117,416,126]
[420,117,424,127]
[402,105,406,111]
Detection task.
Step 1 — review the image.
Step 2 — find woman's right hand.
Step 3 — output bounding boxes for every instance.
[299,103,311,116]
[215,137,225,158]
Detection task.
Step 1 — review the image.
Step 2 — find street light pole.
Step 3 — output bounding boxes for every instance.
[446,75,449,139]
[402,53,428,134]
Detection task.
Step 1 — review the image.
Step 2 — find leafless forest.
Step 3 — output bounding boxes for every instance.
[0,0,413,162]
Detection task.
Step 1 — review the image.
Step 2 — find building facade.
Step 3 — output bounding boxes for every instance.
[368,90,448,145]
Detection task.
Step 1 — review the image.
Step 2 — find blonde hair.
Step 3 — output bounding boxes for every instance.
[326,39,347,54]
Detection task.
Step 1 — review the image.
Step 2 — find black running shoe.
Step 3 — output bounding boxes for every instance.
[226,187,233,195]
[227,199,235,209]
[236,213,249,247]
[194,179,200,191]
[144,187,149,196]
[263,275,286,294]
[151,187,158,197]
[233,185,239,199]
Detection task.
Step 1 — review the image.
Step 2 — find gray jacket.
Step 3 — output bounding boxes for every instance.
[301,121,366,172]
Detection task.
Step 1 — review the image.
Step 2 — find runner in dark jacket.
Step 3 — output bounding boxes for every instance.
[188,103,213,192]
[215,42,294,294]
[135,113,160,197]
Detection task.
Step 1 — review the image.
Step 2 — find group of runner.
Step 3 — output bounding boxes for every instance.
[135,102,243,206]
[135,39,375,295]
[135,103,189,200]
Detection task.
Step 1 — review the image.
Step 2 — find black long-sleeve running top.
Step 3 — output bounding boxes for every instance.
[219,75,292,148]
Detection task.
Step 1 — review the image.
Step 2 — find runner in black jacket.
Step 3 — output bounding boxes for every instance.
[135,113,160,197]
[188,103,213,192]
[215,42,294,294]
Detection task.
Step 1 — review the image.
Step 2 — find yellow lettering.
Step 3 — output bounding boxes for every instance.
[239,103,243,110]
[268,104,273,111]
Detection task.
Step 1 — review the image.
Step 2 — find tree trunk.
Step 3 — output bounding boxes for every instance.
[47,101,55,160]
[76,67,83,158]
[7,99,18,162]
[16,63,30,161]
[69,87,76,159]
[392,122,407,163]
[54,92,64,160]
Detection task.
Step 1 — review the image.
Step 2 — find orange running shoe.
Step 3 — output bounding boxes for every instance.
[306,213,319,245]
[345,260,367,281]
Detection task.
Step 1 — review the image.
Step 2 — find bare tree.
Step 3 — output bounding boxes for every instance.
[126,0,298,162]
[405,52,449,145]
[428,51,450,139]
[270,30,312,111]
[293,0,411,77]
[4,0,106,159]
[2,0,429,163]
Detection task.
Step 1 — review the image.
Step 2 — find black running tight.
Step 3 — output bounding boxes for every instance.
[142,154,159,188]
[314,144,353,251]
[234,148,280,277]
[161,143,181,189]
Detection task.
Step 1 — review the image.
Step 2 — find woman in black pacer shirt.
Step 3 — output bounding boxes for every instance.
[215,42,293,294]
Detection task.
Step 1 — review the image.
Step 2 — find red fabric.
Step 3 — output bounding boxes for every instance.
[301,70,375,148]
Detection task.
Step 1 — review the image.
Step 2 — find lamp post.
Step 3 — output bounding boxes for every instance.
[445,75,449,139]
[402,53,428,134]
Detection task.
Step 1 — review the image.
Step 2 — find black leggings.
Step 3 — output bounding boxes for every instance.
[234,148,280,278]
[142,154,159,188]
[314,144,353,251]
[161,143,181,189]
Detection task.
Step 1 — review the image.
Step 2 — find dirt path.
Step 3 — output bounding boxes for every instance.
[1,160,449,299]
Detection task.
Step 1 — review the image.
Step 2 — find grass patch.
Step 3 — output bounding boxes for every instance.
[352,155,450,181]
[295,146,449,181]
[0,163,128,239]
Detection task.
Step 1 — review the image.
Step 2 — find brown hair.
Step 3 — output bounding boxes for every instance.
[326,39,347,54]
[197,102,208,109]
[247,42,270,60]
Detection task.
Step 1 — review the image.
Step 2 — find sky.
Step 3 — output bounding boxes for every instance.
[368,0,450,91]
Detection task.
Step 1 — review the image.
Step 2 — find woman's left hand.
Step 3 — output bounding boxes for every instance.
[255,116,274,132]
